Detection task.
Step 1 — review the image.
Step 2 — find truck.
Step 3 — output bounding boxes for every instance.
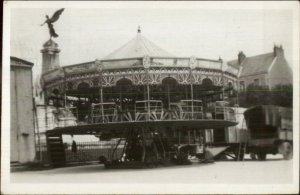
[205,102,248,161]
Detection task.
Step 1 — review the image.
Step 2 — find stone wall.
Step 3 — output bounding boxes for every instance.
[11,59,35,163]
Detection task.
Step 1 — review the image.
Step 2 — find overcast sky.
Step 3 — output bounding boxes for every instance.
[9,2,296,79]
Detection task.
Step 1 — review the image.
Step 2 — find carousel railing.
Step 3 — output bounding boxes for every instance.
[51,100,236,126]
[86,100,236,123]
[91,102,118,123]
[214,101,236,121]
[179,100,203,120]
[168,100,203,120]
[134,100,164,121]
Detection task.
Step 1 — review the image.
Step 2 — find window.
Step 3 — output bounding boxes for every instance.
[239,81,245,91]
[173,59,178,65]
[228,82,233,95]
[254,79,259,86]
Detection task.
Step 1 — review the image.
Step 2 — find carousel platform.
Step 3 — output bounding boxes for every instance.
[46,119,238,135]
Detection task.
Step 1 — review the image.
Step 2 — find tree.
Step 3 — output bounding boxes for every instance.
[270,84,293,107]
[245,84,270,107]
[230,84,292,108]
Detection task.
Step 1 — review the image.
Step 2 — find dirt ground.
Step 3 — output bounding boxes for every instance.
[11,154,293,184]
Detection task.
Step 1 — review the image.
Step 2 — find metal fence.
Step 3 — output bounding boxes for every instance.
[35,143,50,163]
[36,141,124,165]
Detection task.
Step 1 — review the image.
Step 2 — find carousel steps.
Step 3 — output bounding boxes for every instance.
[46,134,66,167]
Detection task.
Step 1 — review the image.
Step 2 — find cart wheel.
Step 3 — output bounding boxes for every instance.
[257,151,267,161]
[279,142,293,160]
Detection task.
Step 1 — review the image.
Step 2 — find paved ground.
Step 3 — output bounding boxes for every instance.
[11,155,293,184]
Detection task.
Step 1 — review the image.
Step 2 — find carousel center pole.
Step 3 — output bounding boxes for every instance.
[219,57,226,116]
[62,68,67,108]
[167,85,171,110]
[96,59,104,122]
[143,54,151,121]
[141,127,146,163]
[189,57,196,120]
[146,68,150,121]
[190,67,194,119]
[220,57,224,101]
[100,85,104,122]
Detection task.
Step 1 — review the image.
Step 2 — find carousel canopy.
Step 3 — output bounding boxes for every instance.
[41,28,238,92]
[103,29,174,60]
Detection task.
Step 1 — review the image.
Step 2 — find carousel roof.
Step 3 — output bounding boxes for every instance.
[41,28,239,88]
[103,28,174,60]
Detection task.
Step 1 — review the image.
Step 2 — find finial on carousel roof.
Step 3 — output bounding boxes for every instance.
[189,56,197,69]
[95,58,103,72]
[137,26,141,33]
[219,56,223,63]
[143,55,150,69]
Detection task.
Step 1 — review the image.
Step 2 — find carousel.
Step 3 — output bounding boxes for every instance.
[41,28,239,168]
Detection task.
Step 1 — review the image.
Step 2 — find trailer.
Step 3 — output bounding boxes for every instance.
[244,105,293,160]
[208,105,293,161]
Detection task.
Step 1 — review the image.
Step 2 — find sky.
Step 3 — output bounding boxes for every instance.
[9,2,296,81]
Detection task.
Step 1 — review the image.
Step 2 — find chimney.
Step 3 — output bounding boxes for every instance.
[273,45,284,57]
[41,39,60,74]
[238,51,246,65]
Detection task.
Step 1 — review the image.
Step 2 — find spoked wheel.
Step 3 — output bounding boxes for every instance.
[278,142,293,160]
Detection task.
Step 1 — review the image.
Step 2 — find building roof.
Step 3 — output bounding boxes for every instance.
[10,56,34,67]
[227,52,276,77]
[102,31,174,60]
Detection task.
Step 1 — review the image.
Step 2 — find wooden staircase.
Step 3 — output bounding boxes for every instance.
[46,133,66,167]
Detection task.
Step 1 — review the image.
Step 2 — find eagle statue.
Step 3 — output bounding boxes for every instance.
[41,8,65,38]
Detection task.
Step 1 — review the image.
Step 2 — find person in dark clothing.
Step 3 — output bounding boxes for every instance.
[71,135,78,153]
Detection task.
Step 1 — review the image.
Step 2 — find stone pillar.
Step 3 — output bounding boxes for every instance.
[41,39,60,74]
